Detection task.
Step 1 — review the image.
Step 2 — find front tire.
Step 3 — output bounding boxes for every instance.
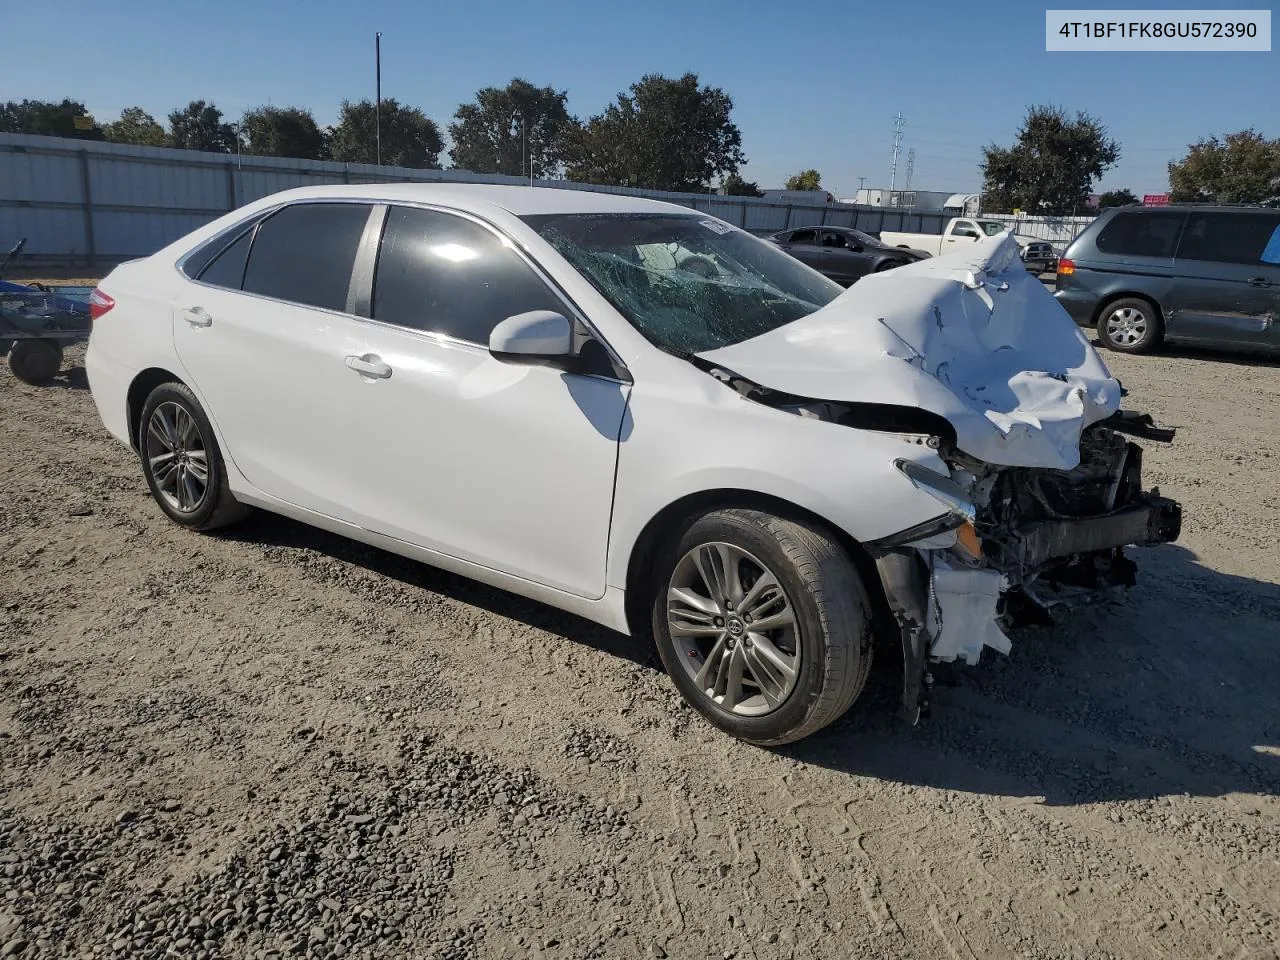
[139,382,250,531]
[651,509,873,746]
[1097,298,1162,354]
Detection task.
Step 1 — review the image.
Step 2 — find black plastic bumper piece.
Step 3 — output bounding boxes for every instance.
[1011,495,1182,569]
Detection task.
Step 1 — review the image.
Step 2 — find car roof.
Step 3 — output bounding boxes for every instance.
[242,182,700,219]
[1101,204,1278,215]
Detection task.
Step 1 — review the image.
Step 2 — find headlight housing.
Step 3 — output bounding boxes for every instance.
[894,459,976,523]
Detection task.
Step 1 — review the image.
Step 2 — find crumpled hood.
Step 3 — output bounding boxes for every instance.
[699,232,1121,469]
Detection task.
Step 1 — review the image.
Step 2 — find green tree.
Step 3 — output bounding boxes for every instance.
[448,78,574,178]
[328,98,443,168]
[239,105,327,160]
[1097,188,1139,208]
[981,105,1120,215]
[1168,129,1280,205]
[104,107,166,147]
[784,169,822,191]
[564,72,744,192]
[0,98,103,139]
[721,172,763,197]
[167,101,236,152]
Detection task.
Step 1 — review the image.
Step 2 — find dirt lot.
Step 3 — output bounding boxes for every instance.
[2,339,1278,960]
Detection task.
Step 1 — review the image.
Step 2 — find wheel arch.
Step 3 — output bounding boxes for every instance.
[126,367,186,450]
[621,488,893,642]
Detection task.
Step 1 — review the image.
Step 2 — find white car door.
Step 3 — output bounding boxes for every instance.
[330,204,630,599]
[943,220,981,249]
[171,201,379,519]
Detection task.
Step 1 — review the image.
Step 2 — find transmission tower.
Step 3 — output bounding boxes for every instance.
[905,148,915,194]
[888,113,906,192]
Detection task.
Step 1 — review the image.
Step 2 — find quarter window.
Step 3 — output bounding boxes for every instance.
[197,228,253,290]
[372,206,564,343]
[1177,212,1280,265]
[1095,211,1185,258]
[241,202,373,312]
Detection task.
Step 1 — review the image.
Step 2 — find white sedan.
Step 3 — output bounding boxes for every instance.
[85,184,1182,745]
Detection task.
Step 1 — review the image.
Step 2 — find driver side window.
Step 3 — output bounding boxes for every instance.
[951,224,980,239]
[372,205,565,344]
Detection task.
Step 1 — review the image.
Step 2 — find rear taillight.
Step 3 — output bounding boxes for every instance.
[89,288,115,321]
[1056,258,1075,276]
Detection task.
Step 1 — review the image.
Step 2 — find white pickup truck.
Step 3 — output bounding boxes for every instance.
[880,217,1058,273]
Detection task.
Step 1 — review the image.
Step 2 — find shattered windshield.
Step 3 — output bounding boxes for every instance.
[520,213,843,354]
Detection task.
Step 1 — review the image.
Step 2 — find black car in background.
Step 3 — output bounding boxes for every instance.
[768,226,928,286]
[1054,205,1280,355]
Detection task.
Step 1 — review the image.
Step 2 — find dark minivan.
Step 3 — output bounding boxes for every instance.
[1054,205,1280,354]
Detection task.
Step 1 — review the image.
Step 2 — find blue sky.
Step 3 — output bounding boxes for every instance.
[6,0,1277,196]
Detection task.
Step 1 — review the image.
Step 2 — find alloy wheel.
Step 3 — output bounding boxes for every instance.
[666,542,801,716]
[145,401,209,514]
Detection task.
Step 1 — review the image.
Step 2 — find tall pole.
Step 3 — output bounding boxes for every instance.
[375,32,382,166]
[889,112,905,193]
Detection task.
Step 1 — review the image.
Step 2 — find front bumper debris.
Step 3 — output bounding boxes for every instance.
[870,417,1181,722]
[1009,496,1181,570]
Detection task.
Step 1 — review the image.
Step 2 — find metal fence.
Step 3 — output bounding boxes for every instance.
[0,133,1092,268]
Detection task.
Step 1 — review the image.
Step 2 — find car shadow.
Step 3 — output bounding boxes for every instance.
[1085,330,1280,369]
[218,510,660,673]
[220,513,1278,805]
[1154,342,1280,369]
[785,542,1280,805]
[49,365,89,390]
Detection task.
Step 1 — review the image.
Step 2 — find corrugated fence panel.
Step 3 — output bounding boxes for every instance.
[92,211,215,258]
[0,148,83,203]
[0,205,87,255]
[0,132,1097,265]
[91,155,228,211]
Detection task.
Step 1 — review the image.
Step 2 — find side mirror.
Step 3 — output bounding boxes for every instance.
[489,310,574,366]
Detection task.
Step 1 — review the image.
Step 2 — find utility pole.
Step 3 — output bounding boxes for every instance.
[375,32,382,166]
[905,148,915,192]
[888,112,905,193]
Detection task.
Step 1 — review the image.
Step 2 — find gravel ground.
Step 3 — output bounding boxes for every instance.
[2,339,1278,960]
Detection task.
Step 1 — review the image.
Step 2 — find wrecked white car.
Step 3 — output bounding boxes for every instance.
[86,185,1181,748]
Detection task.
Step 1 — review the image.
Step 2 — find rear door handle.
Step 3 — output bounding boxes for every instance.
[1247,276,1272,287]
[345,353,392,379]
[182,306,212,327]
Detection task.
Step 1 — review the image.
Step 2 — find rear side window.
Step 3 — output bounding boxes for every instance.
[372,206,564,343]
[181,217,261,279]
[242,202,373,312]
[789,230,817,245]
[197,228,253,289]
[1177,212,1280,265]
[1095,211,1184,258]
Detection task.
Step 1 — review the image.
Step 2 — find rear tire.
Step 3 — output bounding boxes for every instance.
[1096,298,1162,354]
[8,339,63,385]
[138,382,251,531]
[651,508,873,746]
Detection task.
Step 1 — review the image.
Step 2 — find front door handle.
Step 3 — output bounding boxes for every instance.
[1247,276,1272,287]
[345,354,392,379]
[182,307,212,328]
